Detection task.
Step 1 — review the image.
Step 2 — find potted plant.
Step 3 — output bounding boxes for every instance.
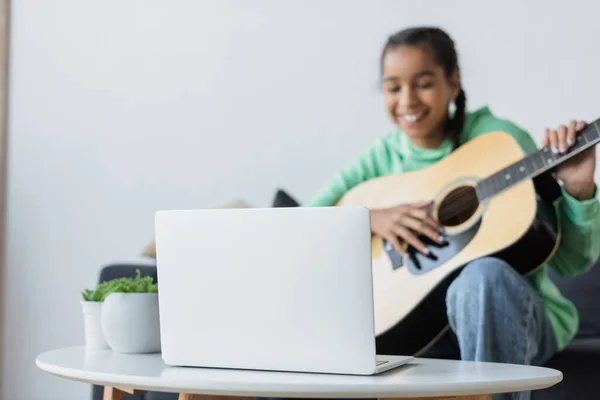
[81,269,161,354]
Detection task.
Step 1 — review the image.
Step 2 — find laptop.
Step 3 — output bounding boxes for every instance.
[154,205,413,375]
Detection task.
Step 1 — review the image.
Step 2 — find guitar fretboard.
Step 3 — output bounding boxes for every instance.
[476,119,600,201]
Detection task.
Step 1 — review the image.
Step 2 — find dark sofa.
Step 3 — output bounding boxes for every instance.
[530,262,600,399]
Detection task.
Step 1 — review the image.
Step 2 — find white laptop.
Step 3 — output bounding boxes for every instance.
[154,205,413,375]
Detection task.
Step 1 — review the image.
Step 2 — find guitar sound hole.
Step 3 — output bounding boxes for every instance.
[437,185,479,227]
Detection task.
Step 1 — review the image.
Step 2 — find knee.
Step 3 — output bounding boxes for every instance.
[457,256,516,287]
[446,257,516,310]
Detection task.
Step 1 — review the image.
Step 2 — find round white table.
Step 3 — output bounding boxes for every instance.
[36,347,562,400]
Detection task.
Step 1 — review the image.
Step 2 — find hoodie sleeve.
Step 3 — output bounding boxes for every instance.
[546,185,600,277]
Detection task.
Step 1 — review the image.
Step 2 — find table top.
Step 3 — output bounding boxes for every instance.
[36,347,562,398]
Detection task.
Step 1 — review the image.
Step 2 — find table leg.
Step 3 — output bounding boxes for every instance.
[102,386,146,400]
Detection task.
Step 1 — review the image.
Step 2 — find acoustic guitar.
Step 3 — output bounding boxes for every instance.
[335,119,600,356]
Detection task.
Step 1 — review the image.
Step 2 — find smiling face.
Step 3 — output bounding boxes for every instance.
[382,44,460,148]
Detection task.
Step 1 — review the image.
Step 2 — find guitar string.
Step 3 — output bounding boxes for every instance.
[435,188,478,221]
[434,195,480,222]
[436,202,478,221]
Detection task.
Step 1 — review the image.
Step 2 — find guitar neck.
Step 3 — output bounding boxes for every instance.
[476,119,600,201]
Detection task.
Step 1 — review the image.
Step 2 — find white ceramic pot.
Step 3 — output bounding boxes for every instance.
[81,301,110,350]
[101,293,161,354]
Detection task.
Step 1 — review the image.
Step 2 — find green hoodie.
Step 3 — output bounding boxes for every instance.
[305,106,600,351]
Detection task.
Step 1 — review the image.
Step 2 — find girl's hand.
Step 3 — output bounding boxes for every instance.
[544,120,597,201]
[370,200,445,256]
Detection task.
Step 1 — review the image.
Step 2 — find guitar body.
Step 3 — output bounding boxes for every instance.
[336,132,560,356]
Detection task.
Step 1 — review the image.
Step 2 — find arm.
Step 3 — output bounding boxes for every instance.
[545,185,600,277]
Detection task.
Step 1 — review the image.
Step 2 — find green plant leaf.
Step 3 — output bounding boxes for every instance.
[81,289,95,301]
[81,268,158,301]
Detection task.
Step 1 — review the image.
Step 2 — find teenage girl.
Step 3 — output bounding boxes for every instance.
[305,26,600,400]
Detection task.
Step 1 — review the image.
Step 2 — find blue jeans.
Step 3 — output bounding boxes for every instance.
[259,257,558,400]
[420,256,558,400]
